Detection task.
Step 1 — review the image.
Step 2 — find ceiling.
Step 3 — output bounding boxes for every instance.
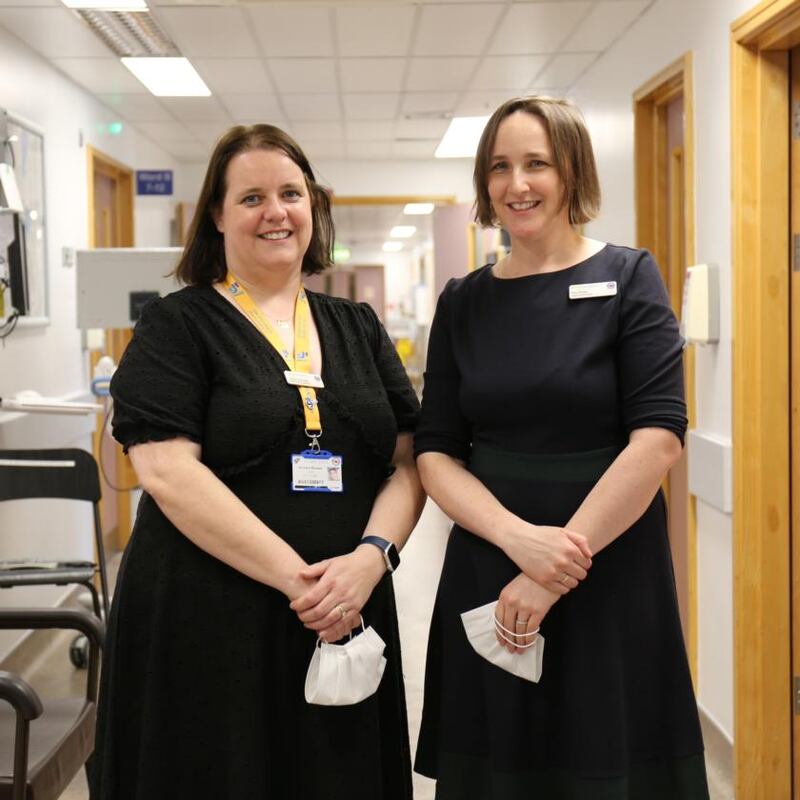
[0,0,654,164]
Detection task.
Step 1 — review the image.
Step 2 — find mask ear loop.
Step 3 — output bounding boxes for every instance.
[347,615,366,640]
[494,621,540,648]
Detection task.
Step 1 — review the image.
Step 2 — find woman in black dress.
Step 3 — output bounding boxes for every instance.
[414,97,709,798]
[90,125,425,800]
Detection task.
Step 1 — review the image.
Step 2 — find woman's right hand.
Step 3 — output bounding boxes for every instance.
[501,521,592,595]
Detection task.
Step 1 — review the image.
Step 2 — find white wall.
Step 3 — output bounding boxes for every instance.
[0,26,177,659]
[572,0,750,741]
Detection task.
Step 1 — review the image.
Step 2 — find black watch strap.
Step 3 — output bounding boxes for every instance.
[359,535,400,573]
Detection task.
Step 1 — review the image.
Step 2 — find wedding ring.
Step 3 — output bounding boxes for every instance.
[335,604,348,619]
[515,619,529,628]
[559,574,569,585]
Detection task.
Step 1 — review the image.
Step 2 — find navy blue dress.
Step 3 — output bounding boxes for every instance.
[90,286,419,800]
[414,246,709,799]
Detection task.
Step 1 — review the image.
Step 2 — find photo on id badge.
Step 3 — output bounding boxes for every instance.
[291,451,344,492]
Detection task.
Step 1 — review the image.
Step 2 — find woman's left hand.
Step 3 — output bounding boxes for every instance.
[495,573,560,654]
[290,546,387,641]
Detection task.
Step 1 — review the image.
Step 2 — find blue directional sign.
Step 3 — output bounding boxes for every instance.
[136,170,173,196]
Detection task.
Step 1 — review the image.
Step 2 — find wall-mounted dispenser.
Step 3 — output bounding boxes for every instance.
[680,262,719,345]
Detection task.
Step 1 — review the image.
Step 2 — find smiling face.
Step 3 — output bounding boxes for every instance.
[487,110,571,244]
[213,147,313,280]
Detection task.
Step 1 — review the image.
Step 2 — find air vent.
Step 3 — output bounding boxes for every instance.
[75,9,179,58]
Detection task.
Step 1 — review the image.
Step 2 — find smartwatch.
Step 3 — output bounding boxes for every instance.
[359,535,400,573]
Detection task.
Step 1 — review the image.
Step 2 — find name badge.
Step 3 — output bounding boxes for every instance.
[568,281,617,300]
[284,370,324,389]
[291,450,343,493]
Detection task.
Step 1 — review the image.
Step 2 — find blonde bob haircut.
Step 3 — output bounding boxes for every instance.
[473,96,601,228]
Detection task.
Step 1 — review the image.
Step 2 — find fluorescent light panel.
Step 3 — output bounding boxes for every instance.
[390,226,416,238]
[382,242,403,252]
[62,0,147,9]
[122,57,210,97]
[435,116,490,159]
[404,203,434,215]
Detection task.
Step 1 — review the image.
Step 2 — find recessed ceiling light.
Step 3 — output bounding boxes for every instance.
[390,226,416,238]
[121,57,210,97]
[435,116,490,159]
[62,0,148,9]
[383,241,403,252]
[403,203,434,215]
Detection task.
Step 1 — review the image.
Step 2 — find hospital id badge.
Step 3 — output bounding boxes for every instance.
[291,450,343,493]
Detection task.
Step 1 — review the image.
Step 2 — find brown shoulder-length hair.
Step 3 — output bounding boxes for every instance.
[174,124,334,285]
[473,96,601,227]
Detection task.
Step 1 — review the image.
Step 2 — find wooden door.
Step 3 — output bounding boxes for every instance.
[790,44,800,800]
[87,147,136,551]
[354,265,385,322]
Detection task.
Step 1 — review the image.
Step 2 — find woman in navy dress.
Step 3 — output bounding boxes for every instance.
[414,97,709,799]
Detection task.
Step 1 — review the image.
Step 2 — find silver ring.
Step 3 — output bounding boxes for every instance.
[515,619,529,628]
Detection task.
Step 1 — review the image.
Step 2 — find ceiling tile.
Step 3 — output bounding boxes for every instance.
[455,90,516,115]
[345,121,395,142]
[488,2,592,55]
[342,93,399,121]
[0,1,59,5]
[303,141,346,160]
[534,53,596,88]
[393,140,438,158]
[414,4,503,57]
[291,121,344,141]
[0,8,112,57]
[268,59,337,93]
[394,118,449,139]
[405,58,477,92]
[339,58,405,93]
[336,5,415,57]
[401,92,457,115]
[220,93,284,122]
[135,121,193,142]
[248,5,334,57]
[161,140,212,162]
[470,55,550,91]
[97,93,175,123]
[562,0,650,52]
[347,141,394,160]
[164,96,231,123]
[281,94,341,122]
[192,59,272,95]
[52,58,146,94]
[183,121,231,146]
[155,7,259,57]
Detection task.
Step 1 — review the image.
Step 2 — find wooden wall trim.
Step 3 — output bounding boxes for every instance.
[731,6,794,793]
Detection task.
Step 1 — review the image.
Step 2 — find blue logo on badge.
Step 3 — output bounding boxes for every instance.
[296,351,308,360]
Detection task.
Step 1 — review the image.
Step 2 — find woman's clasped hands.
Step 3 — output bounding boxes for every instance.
[289,546,387,642]
[501,520,592,595]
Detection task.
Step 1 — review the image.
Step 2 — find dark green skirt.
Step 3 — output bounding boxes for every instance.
[415,443,709,800]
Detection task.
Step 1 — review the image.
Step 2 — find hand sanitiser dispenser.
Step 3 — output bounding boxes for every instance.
[680,263,719,345]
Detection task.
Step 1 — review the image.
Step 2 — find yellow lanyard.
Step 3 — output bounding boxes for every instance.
[222,272,322,441]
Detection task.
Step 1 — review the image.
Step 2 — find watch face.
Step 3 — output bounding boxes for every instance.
[386,543,400,571]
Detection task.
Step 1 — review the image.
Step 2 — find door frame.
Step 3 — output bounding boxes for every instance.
[731,1,798,796]
[632,52,698,683]
[86,145,136,551]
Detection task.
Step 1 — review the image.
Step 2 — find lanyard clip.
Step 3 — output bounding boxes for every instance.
[305,429,322,454]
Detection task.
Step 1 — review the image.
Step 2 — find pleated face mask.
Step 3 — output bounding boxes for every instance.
[304,620,387,706]
[461,600,545,683]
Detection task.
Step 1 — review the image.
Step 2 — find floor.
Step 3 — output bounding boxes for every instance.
[20,500,733,799]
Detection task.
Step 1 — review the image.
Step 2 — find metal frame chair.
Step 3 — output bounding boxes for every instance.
[0,449,110,622]
[0,608,104,800]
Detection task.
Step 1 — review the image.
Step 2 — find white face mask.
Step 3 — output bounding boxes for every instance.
[304,620,387,706]
[461,600,545,683]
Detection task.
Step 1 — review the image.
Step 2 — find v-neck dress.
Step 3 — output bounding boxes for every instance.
[90,285,419,800]
[413,245,709,799]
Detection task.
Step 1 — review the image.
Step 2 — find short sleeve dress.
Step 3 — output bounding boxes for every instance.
[89,285,419,800]
[413,245,709,799]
